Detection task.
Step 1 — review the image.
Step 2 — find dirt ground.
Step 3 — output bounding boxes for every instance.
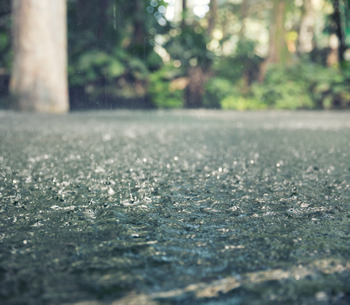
[0,110,350,304]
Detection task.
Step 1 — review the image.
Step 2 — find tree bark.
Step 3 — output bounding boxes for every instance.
[331,0,346,63]
[258,0,288,82]
[298,0,314,53]
[10,0,69,112]
[239,0,248,38]
[131,1,145,47]
[185,66,205,108]
[239,0,249,92]
[207,0,217,37]
[181,0,187,28]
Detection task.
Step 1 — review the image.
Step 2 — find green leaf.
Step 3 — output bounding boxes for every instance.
[104,59,125,78]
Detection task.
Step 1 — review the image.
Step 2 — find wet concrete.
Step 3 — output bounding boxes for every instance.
[0,110,350,304]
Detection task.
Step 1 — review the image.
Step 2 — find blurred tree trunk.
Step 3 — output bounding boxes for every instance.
[132,1,144,47]
[258,0,288,82]
[331,0,346,63]
[239,0,248,38]
[181,0,205,108]
[207,0,217,36]
[327,34,339,67]
[298,0,314,53]
[10,0,69,112]
[185,66,205,108]
[239,0,249,94]
[182,0,187,27]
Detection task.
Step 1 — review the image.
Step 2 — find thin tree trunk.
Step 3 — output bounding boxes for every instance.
[327,34,339,67]
[10,0,69,112]
[182,0,187,28]
[258,0,288,82]
[132,1,144,47]
[239,0,249,93]
[239,0,248,38]
[332,0,346,63]
[298,0,314,53]
[185,66,205,108]
[207,0,217,36]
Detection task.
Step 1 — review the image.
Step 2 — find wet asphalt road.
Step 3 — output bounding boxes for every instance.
[0,110,350,304]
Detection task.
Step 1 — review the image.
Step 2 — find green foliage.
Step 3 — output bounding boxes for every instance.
[164,24,213,71]
[128,58,150,80]
[1,0,349,110]
[0,0,11,70]
[221,96,267,110]
[304,64,350,108]
[148,65,184,108]
[205,61,350,110]
[212,39,262,82]
[146,51,164,71]
[67,0,166,103]
[69,50,124,86]
[251,65,315,110]
[253,82,314,110]
[250,63,350,110]
[204,78,235,108]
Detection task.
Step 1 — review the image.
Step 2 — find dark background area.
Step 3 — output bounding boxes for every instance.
[0,0,350,110]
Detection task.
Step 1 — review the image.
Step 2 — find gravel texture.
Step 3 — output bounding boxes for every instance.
[0,110,350,304]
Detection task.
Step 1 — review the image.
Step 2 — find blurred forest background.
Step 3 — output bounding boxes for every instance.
[0,0,350,110]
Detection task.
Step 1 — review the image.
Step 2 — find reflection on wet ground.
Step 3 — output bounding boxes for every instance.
[0,110,349,304]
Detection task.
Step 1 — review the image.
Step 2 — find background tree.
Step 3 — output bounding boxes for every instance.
[67,0,166,109]
[182,0,187,27]
[258,0,289,82]
[10,0,69,112]
[207,0,217,36]
[0,0,11,106]
[298,0,315,54]
[0,0,349,111]
[330,0,347,64]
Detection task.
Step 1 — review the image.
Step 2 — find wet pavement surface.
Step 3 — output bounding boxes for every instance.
[0,110,350,305]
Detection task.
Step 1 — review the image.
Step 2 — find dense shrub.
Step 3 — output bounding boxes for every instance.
[251,65,315,110]
[203,78,233,108]
[210,62,350,110]
[221,96,267,110]
[148,64,184,108]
